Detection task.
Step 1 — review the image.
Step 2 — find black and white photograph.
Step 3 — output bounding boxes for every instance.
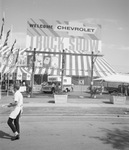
[0,0,129,149]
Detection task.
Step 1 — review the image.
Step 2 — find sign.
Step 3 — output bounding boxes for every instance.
[27,55,33,67]
[26,74,31,80]
[27,55,59,68]
[43,56,51,68]
[18,55,27,66]
[26,19,102,53]
[51,56,59,68]
[79,79,84,85]
[54,22,96,36]
[27,19,100,38]
[17,73,22,80]
[48,76,61,82]
[35,55,43,67]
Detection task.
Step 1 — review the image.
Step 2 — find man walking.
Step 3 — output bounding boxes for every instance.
[7,84,23,141]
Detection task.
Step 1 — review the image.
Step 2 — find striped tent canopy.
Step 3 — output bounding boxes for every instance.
[0,47,117,78]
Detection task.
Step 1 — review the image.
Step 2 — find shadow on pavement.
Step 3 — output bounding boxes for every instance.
[0,130,12,140]
[90,127,129,149]
[48,100,55,103]
[103,101,112,104]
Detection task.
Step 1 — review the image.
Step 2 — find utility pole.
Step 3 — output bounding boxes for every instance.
[90,51,94,98]
[61,49,65,92]
[0,54,2,99]
[0,73,1,99]
[31,48,36,97]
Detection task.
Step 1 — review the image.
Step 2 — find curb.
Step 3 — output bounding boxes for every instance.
[1,114,129,118]
[23,103,129,108]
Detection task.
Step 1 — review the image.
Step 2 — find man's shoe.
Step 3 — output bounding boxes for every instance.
[11,135,20,141]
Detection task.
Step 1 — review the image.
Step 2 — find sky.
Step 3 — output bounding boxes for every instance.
[0,0,129,73]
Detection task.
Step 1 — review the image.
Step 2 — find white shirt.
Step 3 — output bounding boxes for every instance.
[14,90,23,108]
[9,90,23,119]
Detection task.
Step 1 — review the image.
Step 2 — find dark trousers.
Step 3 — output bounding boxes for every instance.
[7,111,21,133]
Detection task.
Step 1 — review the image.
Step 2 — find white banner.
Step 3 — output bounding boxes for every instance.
[17,68,22,80]
[18,55,27,66]
[0,54,1,68]
[35,55,43,67]
[26,73,31,80]
[43,56,51,68]
[51,56,59,68]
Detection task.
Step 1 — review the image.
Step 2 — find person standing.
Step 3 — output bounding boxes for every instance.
[51,83,55,93]
[7,84,23,141]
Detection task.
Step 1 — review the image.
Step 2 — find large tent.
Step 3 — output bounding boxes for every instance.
[0,19,117,80]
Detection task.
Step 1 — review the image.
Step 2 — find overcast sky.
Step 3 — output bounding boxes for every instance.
[0,0,129,73]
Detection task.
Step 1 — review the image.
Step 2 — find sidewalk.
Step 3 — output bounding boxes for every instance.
[1,91,129,106]
[0,92,129,108]
[1,91,129,116]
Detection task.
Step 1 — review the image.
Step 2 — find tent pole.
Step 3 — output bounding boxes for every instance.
[0,72,2,99]
[0,54,2,99]
[7,73,9,96]
[31,48,36,97]
[90,51,94,98]
[61,49,65,92]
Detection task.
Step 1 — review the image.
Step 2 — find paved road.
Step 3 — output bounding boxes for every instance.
[1,92,129,150]
[0,116,129,150]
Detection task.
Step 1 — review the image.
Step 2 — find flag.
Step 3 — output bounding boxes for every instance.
[7,53,14,67]
[15,49,19,64]
[3,30,10,47]
[10,39,16,52]
[0,44,3,50]
[0,52,2,68]
[5,39,16,65]
[0,17,4,40]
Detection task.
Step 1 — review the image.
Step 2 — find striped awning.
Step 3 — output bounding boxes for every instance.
[3,66,31,80]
